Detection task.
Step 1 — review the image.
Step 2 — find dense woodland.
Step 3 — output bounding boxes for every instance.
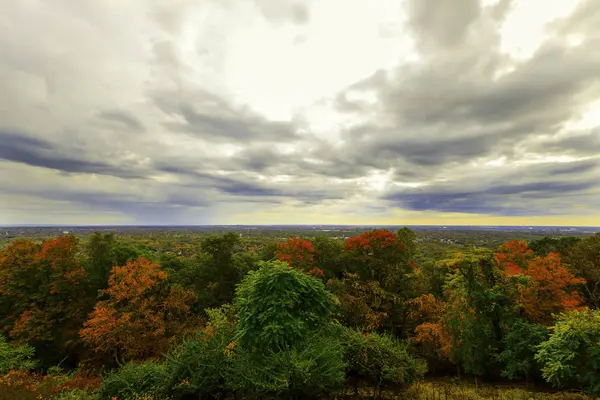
[0,228,599,399]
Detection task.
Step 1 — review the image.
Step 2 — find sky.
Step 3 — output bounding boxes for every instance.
[1,0,600,226]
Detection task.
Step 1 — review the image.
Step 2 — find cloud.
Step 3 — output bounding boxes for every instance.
[1,0,599,224]
[0,131,147,179]
[98,110,146,133]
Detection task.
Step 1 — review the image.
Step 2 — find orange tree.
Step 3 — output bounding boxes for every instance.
[0,236,89,366]
[80,257,197,365]
[496,240,586,324]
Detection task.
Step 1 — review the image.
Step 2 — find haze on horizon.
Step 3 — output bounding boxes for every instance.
[1,0,599,226]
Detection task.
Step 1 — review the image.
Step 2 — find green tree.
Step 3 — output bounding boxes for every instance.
[535,309,600,395]
[234,260,336,353]
[499,318,549,381]
[84,232,116,295]
[563,233,600,307]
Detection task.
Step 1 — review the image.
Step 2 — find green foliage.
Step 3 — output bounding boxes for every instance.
[529,236,581,257]
[55,389,100,400]
[563,233,600,307]
[166,305,236,397]
[312,235,344,278]
[442,257,514,377]
[193,233,245,309]
[0,336,37,373]
[234,260,336,352]
[499,319,549,380]
[227,329,346,398]
[397,227,417,256]
[111,243,149,267]
[535,309,600,395]
[341,328,427,388]
[84,233,117,294]
[99,361,172,400]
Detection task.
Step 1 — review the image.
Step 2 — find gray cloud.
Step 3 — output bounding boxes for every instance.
[385,179,599,216]
[0,131,147,179]
[98,110,145,133]
[1,0,600,223]
[154,89,298,142]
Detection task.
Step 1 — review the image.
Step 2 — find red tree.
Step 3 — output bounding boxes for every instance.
[343,230,411,289]
[275,237,323,277]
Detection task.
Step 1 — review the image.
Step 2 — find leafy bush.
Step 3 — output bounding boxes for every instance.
[227,329,346,398]
[535,309,600,395]
[0,336,36,373]
[341,328,427,391]
[99,361,172,400]
[166,305,236,397]
[234,260,336,352]
[499,318,548,380]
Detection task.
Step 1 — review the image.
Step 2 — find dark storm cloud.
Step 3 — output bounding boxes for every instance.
[0,131,147,179]
[385,179,598,216]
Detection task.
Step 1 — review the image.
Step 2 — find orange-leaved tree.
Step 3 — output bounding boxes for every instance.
[408,294,452,366]
[496,240,586,324]
[80,257,197,363]
[0,236,88,363]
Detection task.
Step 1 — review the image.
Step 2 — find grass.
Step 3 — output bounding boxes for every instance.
[2,380,598,400]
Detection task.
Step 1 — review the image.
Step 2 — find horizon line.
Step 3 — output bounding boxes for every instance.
[1,224,599,229]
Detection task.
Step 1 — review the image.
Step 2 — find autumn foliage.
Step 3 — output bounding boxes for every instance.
[0,229,598,397]
[80,257,197,363]
[0,236,88,355]
[344,230,412,290]
[275,237,324,277]
[496,240,585,323]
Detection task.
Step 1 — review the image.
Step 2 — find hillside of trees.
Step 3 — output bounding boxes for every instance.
[0,228,599,399]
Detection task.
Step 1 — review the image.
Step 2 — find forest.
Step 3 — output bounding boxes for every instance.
[0,228,599,400]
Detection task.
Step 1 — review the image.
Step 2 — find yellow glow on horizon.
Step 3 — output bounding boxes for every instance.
[229,208,600,227]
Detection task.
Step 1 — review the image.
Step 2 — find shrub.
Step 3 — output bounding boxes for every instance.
[0,336,36,373]
[499,318,549,380]
[535,309,600,395]
[99,361,172,400]
[166,305,236,398]
[234,260,336,353]
[341,328,427,396]
[226,329,346,398]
